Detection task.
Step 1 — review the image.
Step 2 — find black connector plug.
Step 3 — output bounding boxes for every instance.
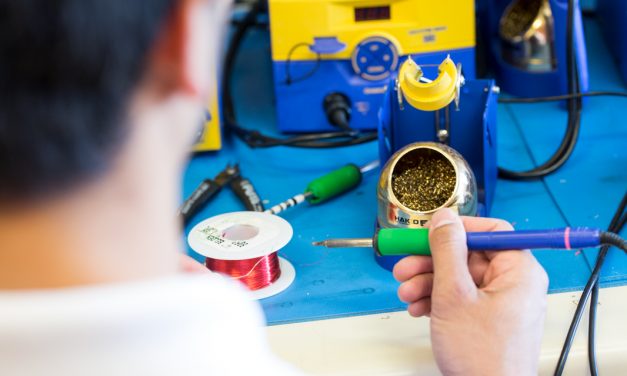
[323,93,352,132]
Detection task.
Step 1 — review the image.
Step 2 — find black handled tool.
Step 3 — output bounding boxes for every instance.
[230,175,264,212]
[178,164,264,225]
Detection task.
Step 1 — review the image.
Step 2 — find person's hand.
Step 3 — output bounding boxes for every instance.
[179,254,209,273]
[393,208,548,376]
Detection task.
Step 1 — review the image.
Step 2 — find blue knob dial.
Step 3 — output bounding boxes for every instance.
[351,37,399,81]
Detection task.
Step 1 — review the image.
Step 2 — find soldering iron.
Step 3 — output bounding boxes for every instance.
[313,227,627,255]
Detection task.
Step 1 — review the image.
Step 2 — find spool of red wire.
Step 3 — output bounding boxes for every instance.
[188,211,296,300]
[206,252,282,291]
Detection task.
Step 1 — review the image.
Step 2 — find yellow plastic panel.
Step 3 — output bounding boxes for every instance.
[269,0,475,61]
[193,86,221,151]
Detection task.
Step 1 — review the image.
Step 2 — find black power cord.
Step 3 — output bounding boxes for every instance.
[553,192,627,376]
[323,93,353,133]
[588,212,627,376]
[588,265,601,375]
[498,0,582,181]
[599,230,627,254]
[498,91,627,104]
[222,0,377,149]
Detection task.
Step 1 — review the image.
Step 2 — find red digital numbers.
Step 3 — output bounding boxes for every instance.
[355,6,390,22]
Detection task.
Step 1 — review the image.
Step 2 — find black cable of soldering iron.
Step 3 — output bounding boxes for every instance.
[553,192,627,376]
[588,211,627,376]
[559,198,627,376]
[221,1,377,149]
[588,215,627,376]
[554,194,627,376]
[498,0,582,181]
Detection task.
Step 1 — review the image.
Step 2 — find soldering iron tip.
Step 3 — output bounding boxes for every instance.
[311,241,325,247]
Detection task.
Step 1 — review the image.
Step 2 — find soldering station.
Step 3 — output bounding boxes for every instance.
[182,0,627,374]
[268,0,475,133]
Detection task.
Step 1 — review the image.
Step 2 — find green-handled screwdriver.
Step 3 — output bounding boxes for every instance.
[265,160,379,215]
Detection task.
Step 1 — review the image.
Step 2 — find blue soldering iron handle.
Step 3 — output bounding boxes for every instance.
[466,227,602,251]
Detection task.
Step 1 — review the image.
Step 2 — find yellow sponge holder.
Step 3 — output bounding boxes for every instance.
[396,56,464,112]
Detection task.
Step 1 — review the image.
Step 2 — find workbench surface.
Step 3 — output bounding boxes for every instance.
[183,17,627,326]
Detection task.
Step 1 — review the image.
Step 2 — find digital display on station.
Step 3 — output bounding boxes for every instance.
[355,6,390,22]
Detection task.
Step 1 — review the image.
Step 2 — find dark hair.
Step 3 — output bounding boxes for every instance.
[0,0,175,202]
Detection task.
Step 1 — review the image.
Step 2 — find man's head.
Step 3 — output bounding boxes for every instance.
[0,0,226,204]
[0,0,230,288]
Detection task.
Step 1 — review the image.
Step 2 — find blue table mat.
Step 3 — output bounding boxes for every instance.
[183,18,627,325]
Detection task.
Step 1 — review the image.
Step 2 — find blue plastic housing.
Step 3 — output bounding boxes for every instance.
[378,79,499,214]
[376,78,499,270]
[479,0,589,97]
[272,48,475,133]
[597,0,627,85]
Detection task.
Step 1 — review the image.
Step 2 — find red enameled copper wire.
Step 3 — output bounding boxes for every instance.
[206,252,282,291]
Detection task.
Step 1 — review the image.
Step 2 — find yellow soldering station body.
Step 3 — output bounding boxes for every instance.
[194,87,222,152]
[268,0,476,132]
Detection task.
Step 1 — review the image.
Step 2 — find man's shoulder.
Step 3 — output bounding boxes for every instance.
[0,273,303,375]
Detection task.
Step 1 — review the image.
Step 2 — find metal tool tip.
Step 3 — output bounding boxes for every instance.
[311,241,325,247]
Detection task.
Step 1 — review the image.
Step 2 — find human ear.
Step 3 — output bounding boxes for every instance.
[147,0,227,99]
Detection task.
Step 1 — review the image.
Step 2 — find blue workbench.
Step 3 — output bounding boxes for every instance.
[183,18,627,325]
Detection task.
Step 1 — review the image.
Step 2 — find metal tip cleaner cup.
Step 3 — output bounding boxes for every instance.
[377,142,478,228]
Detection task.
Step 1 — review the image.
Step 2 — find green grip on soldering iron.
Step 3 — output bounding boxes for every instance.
[305,164,362,204]
[376,228,431,256]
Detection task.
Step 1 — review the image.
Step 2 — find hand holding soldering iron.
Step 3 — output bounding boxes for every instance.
[394,208,548,376]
